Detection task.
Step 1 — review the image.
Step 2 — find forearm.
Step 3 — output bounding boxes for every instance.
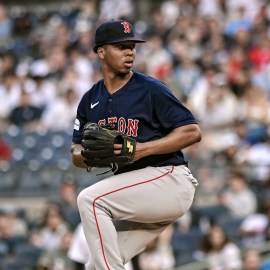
[135,124,201,160]
[70,143,88,168]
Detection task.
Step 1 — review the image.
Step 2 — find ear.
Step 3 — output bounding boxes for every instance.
[97,47,105,59]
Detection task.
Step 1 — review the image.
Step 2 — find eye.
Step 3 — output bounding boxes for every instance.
[117,44,135,50]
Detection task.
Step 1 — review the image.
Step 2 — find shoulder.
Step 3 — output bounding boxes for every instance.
[133,71,166,85]
[133,71,171,93]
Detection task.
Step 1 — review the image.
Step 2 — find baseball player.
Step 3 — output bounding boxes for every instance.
[71,20,201,270]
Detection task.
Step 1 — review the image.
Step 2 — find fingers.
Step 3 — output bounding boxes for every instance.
[114,143,122,155]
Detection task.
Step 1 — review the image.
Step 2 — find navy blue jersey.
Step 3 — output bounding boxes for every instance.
[72,71,197,173]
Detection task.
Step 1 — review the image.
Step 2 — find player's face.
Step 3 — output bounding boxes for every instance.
[101,41,136,74]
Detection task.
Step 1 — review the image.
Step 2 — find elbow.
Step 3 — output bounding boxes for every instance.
[70,146,77,166]
[192,125,202,144]
[196,129,202,143]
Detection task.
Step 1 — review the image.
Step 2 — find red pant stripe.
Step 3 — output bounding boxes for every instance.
[92,165,174,270]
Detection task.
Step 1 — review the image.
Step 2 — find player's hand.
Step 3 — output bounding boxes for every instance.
[114,142,148,161]
[114,144,123,155]
[114,142,145,160]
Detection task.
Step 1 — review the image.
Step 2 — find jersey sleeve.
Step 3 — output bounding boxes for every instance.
[152,82,197,130]
[72,92,89,144]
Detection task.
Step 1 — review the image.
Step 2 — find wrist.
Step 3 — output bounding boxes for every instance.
[136,141,152,160]
[71,144,87,168]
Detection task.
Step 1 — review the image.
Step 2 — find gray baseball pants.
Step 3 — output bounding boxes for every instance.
[77,165,198,270]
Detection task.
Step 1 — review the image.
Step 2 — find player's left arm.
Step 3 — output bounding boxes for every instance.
[134,124,201,161]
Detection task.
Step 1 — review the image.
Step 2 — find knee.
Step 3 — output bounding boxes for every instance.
[77,188,93,213]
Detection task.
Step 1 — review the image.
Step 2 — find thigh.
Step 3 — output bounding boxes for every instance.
[114,220,171,264]
[83,165,196,223]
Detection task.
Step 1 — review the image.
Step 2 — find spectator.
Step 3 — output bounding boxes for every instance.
[199,224,242,270]
[68,223,134,270]
[37,230,75,270]
[57,174,81,230]
[197,0,223,18]
[41,89,79,131]
[68,223,89,270]
[142,35,173,80]
[0,210,19,257]
[29,64,57,111]
[225,5,252,38]
[239,85,270,127]
[98,0,135,21]
[239,212,269,248]
[138,225,175,270]
[58,174,78,212]
[0,136,11,161]
[219,171,258,219]
[0,206,30,268]
[160,0,181,28]
[0,204,28,238]
[225,0,261,22]
[0,4,12,39]
[192,167,224,208]
[173,41,201,99]
[241,248,262,270]
[241,247,270,270]
[0,72,21,124]
[248,35,270,73]
[67,46,94,96]
[245,131,270,183]
[0,52,16,75]
[9,91,43,131]
[35,202,70,251]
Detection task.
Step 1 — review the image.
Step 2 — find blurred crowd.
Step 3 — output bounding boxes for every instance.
[1,0,270,269]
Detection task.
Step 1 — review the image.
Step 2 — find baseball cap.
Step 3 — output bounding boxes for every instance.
[93,20,145,53]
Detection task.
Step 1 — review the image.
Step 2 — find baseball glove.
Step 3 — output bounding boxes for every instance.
[81,122,136,170]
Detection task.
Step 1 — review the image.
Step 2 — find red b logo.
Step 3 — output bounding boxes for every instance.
[121,21,131,33]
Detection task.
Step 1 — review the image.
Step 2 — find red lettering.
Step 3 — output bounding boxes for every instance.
[108,117,117,128]
[98,117,139,137]
[121,21,131,33]
[98,119,106,125]
[127,119,139,137]
[118,117,126,133]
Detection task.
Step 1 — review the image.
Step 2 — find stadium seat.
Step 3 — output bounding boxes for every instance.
[14,243,43,265]
[171,228,203,266]
[191,205,229,227]
[2,258,35,270]
[0,171,17,190]
[10,235,28,248]
[18,170,45,190]
[63,208,81,230]
[218,217,243,244]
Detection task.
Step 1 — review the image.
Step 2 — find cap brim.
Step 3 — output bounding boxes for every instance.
[93,37,145,53]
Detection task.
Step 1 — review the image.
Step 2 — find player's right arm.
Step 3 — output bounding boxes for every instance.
[71,90,90,168]
[70,143,88,168]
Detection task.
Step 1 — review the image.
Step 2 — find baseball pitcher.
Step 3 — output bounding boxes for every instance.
[71,20,201,270]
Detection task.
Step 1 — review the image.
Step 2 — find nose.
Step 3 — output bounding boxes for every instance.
[125,48,133,56]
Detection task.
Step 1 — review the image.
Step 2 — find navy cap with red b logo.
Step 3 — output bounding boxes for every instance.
[93,20,145,53]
